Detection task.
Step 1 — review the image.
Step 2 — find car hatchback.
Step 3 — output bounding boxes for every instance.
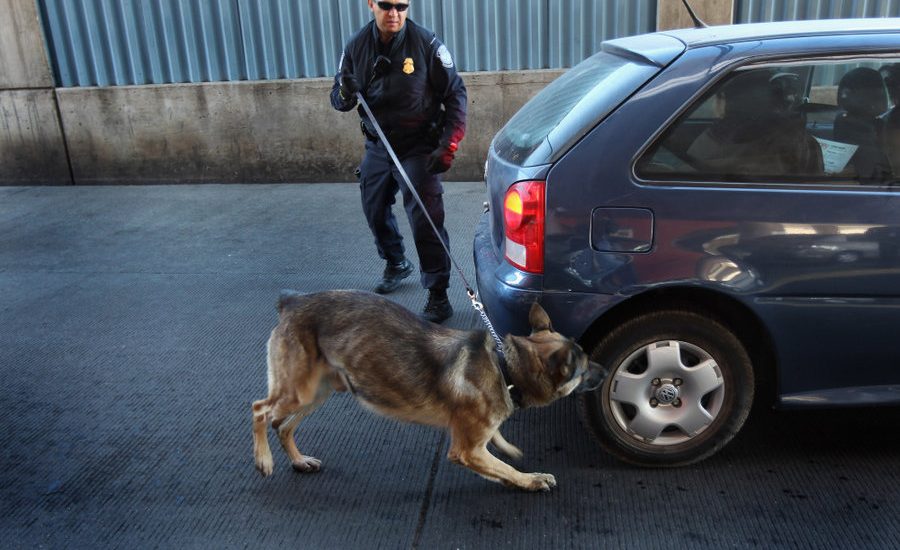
[474,18,900,466]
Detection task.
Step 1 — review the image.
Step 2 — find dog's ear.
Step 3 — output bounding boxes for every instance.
[529,302,553,333]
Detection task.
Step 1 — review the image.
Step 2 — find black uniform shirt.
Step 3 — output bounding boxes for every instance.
[330,18,467,152]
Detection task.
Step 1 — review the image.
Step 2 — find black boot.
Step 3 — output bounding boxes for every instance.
[422,289,453,323]
[375,258,413,294]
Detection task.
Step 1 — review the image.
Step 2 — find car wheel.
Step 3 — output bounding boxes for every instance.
[579,309,754,467]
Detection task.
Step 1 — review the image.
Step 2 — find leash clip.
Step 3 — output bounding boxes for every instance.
[467,289,485,310]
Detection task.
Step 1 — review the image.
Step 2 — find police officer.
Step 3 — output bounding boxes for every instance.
[330,0,466,323]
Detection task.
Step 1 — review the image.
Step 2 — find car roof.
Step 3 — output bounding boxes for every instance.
[602,18,900,67]
[661,17,900,48]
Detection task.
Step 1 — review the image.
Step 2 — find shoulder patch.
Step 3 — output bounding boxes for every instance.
[436,44,454,69]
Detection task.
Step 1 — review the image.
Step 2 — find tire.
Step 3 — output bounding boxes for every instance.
[578,309,754,467]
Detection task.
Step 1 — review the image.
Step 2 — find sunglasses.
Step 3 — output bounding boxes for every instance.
[376,1,409,12]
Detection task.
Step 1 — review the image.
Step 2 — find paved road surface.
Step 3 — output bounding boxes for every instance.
[1,182,898,548]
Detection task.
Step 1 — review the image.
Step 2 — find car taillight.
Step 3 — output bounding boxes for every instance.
[503,180,545,274]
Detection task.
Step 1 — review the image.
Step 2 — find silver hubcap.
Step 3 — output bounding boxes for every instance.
[608,340,725,446]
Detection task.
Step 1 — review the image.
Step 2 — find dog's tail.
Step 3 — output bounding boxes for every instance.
[277,289,307,313]
[252,399,275,476]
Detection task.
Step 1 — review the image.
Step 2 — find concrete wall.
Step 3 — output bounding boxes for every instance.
[0,0,70,184]
[53,70,561,184]
[0,0,53,88]
[0,89,70,184]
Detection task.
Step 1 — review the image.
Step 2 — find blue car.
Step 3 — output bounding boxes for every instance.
[474,18,900,466]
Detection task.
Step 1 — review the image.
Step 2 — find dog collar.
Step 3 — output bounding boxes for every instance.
[495,349,523,409]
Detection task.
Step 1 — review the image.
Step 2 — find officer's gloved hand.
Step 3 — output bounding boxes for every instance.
[427,140,458,174]
[339,75,360,100]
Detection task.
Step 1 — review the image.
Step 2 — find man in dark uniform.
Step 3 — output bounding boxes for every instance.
[330,0,467,323]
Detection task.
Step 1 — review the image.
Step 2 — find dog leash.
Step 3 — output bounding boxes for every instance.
[355,92,507,361]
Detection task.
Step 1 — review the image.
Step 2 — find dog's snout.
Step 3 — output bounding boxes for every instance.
[576,361,608,393]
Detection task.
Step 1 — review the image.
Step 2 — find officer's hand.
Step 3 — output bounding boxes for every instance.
[427,141,458,174]
[339,75,360,100]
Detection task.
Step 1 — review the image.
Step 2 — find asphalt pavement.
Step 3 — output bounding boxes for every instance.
[1,182,899,549]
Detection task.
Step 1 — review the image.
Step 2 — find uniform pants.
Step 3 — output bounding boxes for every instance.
[358,138,451,291]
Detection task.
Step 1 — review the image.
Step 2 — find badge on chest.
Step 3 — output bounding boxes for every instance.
[403,57,415,74]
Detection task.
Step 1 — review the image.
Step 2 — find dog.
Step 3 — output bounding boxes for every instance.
[251,289,606,492]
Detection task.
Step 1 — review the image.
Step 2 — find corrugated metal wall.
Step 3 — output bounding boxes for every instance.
[37,0,900,88]
[235,0,371,80]
[38,0,655,87]
[734,0,900,22]
[39,0,245,86]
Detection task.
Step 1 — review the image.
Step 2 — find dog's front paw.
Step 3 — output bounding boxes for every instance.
[291,456,322,473]
[256,456,275,477]
[526,473,557,492]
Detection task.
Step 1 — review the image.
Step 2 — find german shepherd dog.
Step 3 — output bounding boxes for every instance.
[252,290,605,492]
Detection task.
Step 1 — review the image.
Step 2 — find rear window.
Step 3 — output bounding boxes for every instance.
[493,50,661,167]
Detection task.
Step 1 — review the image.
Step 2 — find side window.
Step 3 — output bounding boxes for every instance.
[637,58,900,187]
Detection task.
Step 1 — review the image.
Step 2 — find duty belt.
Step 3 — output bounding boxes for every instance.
[360,118,442,146]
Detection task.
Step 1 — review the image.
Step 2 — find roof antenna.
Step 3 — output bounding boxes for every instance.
[681,0,708,28]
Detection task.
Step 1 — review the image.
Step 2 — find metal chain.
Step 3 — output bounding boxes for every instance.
[468,290,505,356]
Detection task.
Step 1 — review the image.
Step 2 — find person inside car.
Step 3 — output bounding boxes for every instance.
[834,67,891,183]
[879,63,900,178]
[687,69,823,179]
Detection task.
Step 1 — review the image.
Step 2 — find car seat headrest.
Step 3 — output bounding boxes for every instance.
[838,67,888,118]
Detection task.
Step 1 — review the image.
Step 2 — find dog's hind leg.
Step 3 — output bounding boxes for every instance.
[490,431,523,461]
[253,326,324,477]
[252,399,275,476]
[274,383,331,473]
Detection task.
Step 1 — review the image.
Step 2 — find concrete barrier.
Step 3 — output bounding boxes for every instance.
[54,70,562,184]
[0,0,70,185]
[0,0,53,89]
[0,89,70,184]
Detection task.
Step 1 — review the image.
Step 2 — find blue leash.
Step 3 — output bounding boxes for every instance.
[355,92,506,359]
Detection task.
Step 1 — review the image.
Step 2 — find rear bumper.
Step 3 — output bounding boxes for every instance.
[474,211,621,341]
[473,212,540,337]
